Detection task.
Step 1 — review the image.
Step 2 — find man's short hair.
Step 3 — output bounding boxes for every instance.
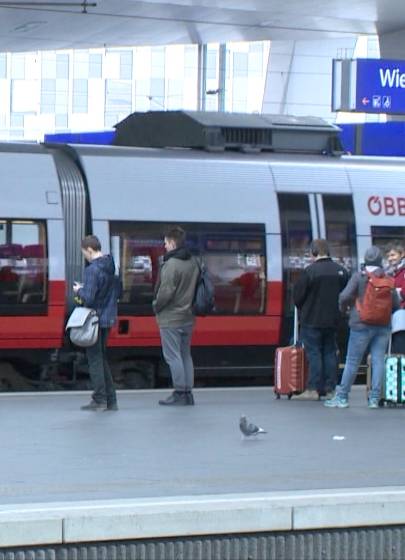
[81,235,101,252]
[164,226,186,248]
[310,239,330,257]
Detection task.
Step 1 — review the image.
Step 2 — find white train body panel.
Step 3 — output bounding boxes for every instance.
[79,150,277,225]
[346,158,405,234]
[0,152,62,219]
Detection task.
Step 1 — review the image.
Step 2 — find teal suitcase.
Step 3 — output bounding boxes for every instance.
[382,355,405,404]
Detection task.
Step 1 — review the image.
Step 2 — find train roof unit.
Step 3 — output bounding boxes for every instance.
[113,110,343,155]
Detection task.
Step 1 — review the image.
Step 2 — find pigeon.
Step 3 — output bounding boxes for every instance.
[239,415,267,437]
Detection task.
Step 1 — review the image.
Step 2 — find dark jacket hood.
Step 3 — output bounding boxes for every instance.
[93,254,115,275]
[163,246,192,262]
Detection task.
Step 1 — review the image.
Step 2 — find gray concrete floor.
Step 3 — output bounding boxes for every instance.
[1,386,405,506]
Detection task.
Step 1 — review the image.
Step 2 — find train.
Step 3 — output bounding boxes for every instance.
[1,111,405,392]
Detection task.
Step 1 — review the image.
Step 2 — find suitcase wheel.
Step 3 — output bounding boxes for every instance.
[274,392,280,399]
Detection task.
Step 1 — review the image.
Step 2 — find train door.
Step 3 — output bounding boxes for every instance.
[278,193,357,345]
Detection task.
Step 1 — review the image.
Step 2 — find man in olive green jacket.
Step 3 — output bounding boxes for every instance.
[153,226,200,406]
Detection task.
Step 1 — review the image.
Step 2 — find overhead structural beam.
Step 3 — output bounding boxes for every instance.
[0,1,96,13]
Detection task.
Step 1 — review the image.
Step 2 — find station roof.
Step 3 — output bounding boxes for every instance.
[0,0,404,53]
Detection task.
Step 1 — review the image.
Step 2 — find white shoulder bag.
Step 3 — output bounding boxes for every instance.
[65,307,99,347]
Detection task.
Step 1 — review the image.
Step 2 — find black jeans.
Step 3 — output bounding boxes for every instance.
[391,331,405,354]
[301,326,338,393]
[85,327,117,405]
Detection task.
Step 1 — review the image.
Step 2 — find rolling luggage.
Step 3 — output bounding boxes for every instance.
[382,354,405,405]
[274,308,308,399]
[366,336,405,406]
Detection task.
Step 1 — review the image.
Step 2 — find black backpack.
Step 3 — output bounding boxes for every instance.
[192,260,215,316]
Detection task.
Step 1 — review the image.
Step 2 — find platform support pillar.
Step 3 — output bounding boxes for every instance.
[197,44,207,111]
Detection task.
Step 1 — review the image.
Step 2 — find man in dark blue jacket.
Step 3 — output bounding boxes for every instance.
[73,235,119,411]
[293,239,349,400]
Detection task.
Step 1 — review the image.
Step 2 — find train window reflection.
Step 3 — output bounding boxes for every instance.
[323,195,357,274]
[278,194,312,318]
[110,222,266,316]
[0,220,47,311]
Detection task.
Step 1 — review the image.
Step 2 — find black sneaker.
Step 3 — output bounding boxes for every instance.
[104,402,119,411]
[185,392,195,405]
[158,391,188,406]
[80,400,107,411]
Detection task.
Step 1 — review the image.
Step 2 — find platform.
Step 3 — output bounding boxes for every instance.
[1,386,405,551]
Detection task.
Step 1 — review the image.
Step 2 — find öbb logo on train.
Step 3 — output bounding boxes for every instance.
[367,195,405,216]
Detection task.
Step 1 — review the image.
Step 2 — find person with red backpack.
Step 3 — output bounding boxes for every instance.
[325,246,399,409]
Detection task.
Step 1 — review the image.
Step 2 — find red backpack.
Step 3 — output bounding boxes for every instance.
[356,271,395,326]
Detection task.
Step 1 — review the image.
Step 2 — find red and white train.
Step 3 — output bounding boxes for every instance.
[1,121,405,390]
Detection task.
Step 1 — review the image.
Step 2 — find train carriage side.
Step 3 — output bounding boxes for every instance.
[0,145,66,385]
[344,156,405,253]
[64,149,405,387]
[2,142,404,391]
[75,145,282,383]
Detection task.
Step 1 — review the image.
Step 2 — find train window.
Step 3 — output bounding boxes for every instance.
[200,229,266,315]
[0,220,47,314]
[278,193,312,316]
[323,195,357,274]
[110,224,164,315]
[110,222,266,316]
[371,226,405,266]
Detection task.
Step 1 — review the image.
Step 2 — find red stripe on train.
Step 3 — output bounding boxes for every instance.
[0,280,283,349]
[0,280,65,348]
[108,281,283,347]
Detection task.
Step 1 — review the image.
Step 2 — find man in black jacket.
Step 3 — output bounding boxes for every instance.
[293,239,349,400]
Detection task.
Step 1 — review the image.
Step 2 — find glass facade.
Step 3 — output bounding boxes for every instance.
[0,42,270,140]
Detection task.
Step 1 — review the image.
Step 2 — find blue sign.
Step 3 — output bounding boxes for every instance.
[356,58,405,114]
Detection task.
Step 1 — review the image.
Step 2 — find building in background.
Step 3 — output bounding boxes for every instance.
[0,42,270,141]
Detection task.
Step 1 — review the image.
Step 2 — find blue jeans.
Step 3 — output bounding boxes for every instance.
[337,325,390,400]
[301,326,338,393]
[85,327,117,405]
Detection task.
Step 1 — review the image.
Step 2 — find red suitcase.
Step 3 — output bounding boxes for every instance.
[274,308,308,399]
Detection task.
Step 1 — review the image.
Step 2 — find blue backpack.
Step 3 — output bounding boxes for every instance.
[192,260,215,316]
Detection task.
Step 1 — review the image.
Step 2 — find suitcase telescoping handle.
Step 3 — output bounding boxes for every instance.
[293,306,299,346]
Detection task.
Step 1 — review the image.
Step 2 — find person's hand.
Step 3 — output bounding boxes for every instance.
[73,281,82,294]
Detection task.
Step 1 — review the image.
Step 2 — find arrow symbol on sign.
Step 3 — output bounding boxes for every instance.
[362,97,370,105]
